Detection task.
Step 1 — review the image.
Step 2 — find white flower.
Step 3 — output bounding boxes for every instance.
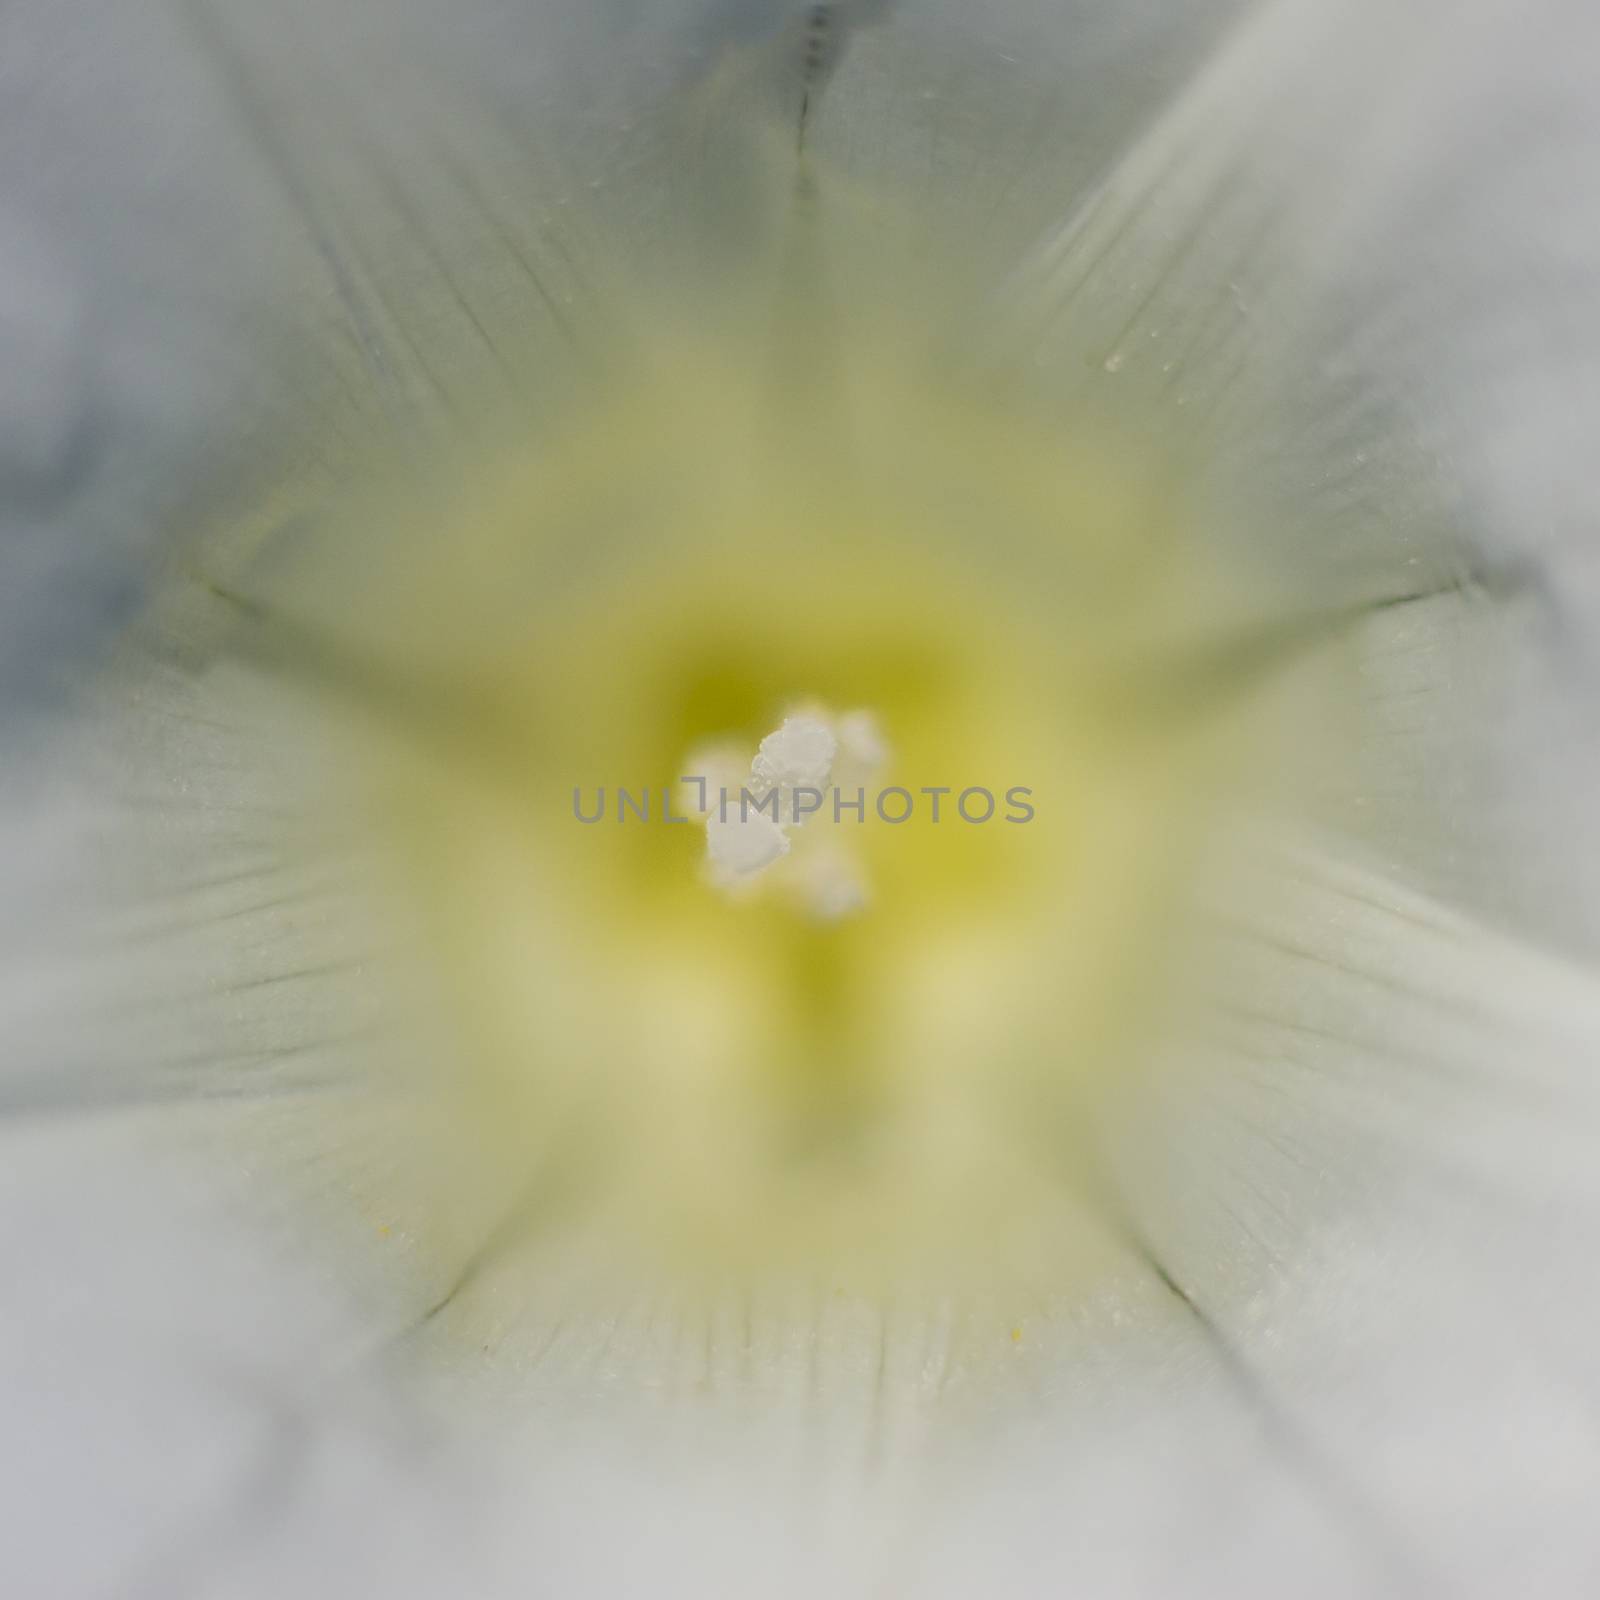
[3,1,1600,1595]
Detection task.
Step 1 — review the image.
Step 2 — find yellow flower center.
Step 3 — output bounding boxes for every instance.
[194,315,1347,1314]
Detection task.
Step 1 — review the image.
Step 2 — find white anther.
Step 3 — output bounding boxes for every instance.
[831,709,889,788]
[680,743,750,818]
[706,806,790,880]
[686,702,883,917]
[749,714,837,823]
[790,843,870,920]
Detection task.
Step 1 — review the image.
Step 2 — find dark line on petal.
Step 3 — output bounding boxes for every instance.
[335,115,531,400]
[0,1070,351,1125]
[984,0,1288,368]
[1096,561,1535,726]
[427,138,581,350]
[1126,1231,1427,1595]
[1015,1084,1435,1594]
[1053,1130,1434,1595]
[794,4,835,154]
[172,0,411,424]
[1091,165,1239,374]
[193,575,544,790]
[221,955,367,995]
[387,1128,599,1346]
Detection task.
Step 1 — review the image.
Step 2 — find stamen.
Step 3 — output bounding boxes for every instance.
[706,806,790,882]
[688,703,888,917]
[749,713,837,823]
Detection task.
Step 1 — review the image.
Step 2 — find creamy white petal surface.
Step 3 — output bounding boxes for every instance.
[4,1,1600,1596]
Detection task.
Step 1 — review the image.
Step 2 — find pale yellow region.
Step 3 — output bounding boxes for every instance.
[257,314,1339,1303]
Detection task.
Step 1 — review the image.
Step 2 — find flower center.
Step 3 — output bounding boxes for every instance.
[690,705,888,918]
[204,315,1350,1303]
